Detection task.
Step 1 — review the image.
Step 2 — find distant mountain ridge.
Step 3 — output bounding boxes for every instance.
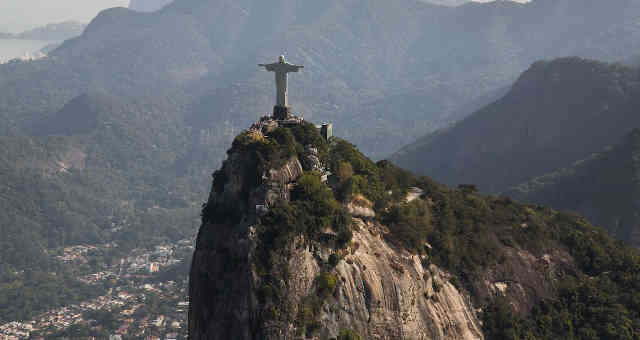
[393,57,640,193]
[0,21,86,41]
[0,92,206,322]
[2,0,640,157]
[506,129,640,246]
[392,56,640,245]
[129,0,174,12]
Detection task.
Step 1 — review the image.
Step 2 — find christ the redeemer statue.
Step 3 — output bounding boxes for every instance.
[259,55,303,119]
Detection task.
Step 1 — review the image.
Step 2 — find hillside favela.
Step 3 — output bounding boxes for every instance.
[1,0,640,339]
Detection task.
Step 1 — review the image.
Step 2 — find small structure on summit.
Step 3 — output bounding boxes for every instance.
[259,55,304,120]
[321,123,333,140]
[314,122,333,140]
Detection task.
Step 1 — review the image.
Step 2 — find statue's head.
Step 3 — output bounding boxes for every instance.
[279,55,285,63]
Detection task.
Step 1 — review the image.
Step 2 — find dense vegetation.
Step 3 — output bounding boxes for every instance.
[392,57,640,249]
[261,173,352,247]
[229,124,347,260]
[506,129,640,246]
[0,267,102,322]
[201,123,354,337]
[202,121,330,225]
[318,139,640,339]
[0,94,202,322]
[483,212,640,339]
[195,115,640,339]
[326,140,513,274]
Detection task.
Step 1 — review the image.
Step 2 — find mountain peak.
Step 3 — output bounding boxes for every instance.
[393,56,640,193]
[189,118,484,339]
[129,0,174,12]
[189,109,640,339]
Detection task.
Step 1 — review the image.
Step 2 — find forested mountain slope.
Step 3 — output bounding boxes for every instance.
[505,129,640,246]
[393,58,640,193]
[3,0,640,324]
[2,0,640,157]
[0,93,207,322]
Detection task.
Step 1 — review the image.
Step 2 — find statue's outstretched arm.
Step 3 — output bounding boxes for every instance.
[287,64,304,72]
[259,63,277,71]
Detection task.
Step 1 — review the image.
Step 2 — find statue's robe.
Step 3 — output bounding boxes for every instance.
[260,62,303,107]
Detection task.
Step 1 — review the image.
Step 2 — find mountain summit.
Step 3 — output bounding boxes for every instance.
[188,110,640,339]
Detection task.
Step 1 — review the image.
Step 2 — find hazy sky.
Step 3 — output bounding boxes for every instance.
[0,0,531,34]
[0,0,129,33]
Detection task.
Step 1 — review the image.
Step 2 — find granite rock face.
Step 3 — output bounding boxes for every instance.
[188,121,585,339]
[315,219,483,340]
[188,138,485,340]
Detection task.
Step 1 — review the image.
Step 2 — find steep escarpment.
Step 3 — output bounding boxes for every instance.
[189,119,485,339]
[190,117,640,339]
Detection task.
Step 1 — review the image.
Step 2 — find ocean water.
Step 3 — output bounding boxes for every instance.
[0,39,51,63]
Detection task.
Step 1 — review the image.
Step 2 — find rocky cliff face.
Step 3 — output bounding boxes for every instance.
[324,220,483,340]
[188,121,487,339]
[189,119,623,339]
[190,203,484,339]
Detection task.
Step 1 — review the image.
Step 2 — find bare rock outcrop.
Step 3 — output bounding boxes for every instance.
[312,219,483,340]
[189,119,636,340]
[189,136,484,340]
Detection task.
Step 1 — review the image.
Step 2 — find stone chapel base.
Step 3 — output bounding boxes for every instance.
[273,105,291,120]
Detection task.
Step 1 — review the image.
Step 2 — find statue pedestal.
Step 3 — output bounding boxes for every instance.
[273,106,291,120]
